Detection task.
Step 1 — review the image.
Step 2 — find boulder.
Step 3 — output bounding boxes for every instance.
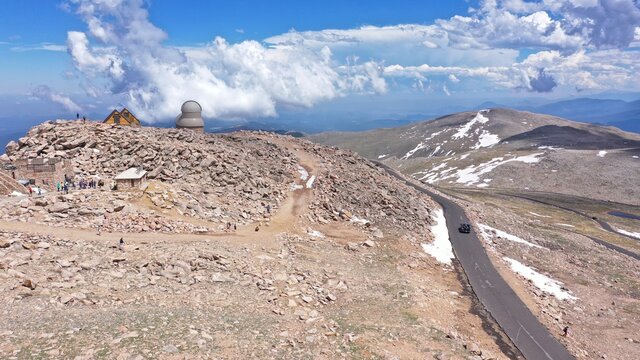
[48,202,70,213]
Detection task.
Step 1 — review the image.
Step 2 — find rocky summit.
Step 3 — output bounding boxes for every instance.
[0,120,509,359]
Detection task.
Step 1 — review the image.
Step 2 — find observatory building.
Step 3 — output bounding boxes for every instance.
[176,100,205,132]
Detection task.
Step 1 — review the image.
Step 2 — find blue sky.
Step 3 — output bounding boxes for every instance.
[0,0,639,123]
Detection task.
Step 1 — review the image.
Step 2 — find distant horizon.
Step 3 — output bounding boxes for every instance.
[1,0,639,126]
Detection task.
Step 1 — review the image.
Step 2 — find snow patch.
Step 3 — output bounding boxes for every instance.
[478,224,545,249]
[401,130,446,159]
[10,191,26,197]
[306,175,316,189]
[597,150,607,157]
[350,216,370,225]
[529,212,551,218]
[459,153,470,160]
[422,208,454,265]
[616,228,640,239]
[473,131,500,149]
[452,111,489,139]
[290,184,304,191]
[377,154,389,159]
[538,146,563,150]
[297,166,309,181]
[454,153,543,186]
[402,142,427,160]
[556,223,575,228]
[633,155,639,159]
[504,257,577,301]
[431,163,448,172]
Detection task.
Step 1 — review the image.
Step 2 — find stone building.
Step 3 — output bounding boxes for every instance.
[1,157,73,189]
[114,167,147,190]
[176,101,205,132]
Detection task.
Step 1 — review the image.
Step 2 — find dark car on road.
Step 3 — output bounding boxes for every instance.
[458,223,471,233]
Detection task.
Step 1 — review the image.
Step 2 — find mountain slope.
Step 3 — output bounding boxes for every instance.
[311,108,640,205]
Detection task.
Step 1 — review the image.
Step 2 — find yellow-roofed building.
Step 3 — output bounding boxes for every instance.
[103,108,141,127]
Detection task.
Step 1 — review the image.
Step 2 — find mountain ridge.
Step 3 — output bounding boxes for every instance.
[311,108,640,205]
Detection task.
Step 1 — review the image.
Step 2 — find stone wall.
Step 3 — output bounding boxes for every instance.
[2,158,73,189]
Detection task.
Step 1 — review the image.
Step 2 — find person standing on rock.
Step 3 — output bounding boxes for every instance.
[562,326,569,337]
[118,238,124,251]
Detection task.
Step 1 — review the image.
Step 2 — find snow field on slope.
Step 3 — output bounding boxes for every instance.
[478,224,545,249]
[402,129,446,159]
[616,228,640,239]
[422,208,455,265]
[452,111,489,139]
[472,130,500,149]
[503,257,577,301]
[417,153,543,186]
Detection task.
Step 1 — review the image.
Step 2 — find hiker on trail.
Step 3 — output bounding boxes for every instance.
[76,113,79,119]
[227,222,231,230]
[28,186,32,197]
[233,224,237,231]
[255,225,260,232]
[96,225,101,236]
[118,238,124,251]
[562,326,569,337]
[37,187,42,196]
[266,204,271,214]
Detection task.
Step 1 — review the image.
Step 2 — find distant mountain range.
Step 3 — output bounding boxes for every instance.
[474,98,640,133]
[1,97,638,154]
[311,108,640,205]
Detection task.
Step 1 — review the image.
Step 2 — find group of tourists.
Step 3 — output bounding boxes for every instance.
[56,181,71,194]
[55,177,99,193]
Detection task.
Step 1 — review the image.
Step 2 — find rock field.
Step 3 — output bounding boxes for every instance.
[0,121,506,359]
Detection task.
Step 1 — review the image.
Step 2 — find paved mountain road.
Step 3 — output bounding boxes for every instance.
[374,162,574,360]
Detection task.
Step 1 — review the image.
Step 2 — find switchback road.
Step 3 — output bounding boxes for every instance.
[375,162,574,360]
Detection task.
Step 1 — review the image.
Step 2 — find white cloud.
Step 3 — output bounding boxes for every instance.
[63,0,640,118]
[443,83,451,96]
[10,43,67,52]
[65,0,385,121]
[30,85,81,113]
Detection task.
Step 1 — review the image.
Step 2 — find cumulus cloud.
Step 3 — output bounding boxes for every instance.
[63,0,640,115]
[30,85,81,113]
[557,0,640,48]
[468,0,640,49]
[65,0,385,121]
